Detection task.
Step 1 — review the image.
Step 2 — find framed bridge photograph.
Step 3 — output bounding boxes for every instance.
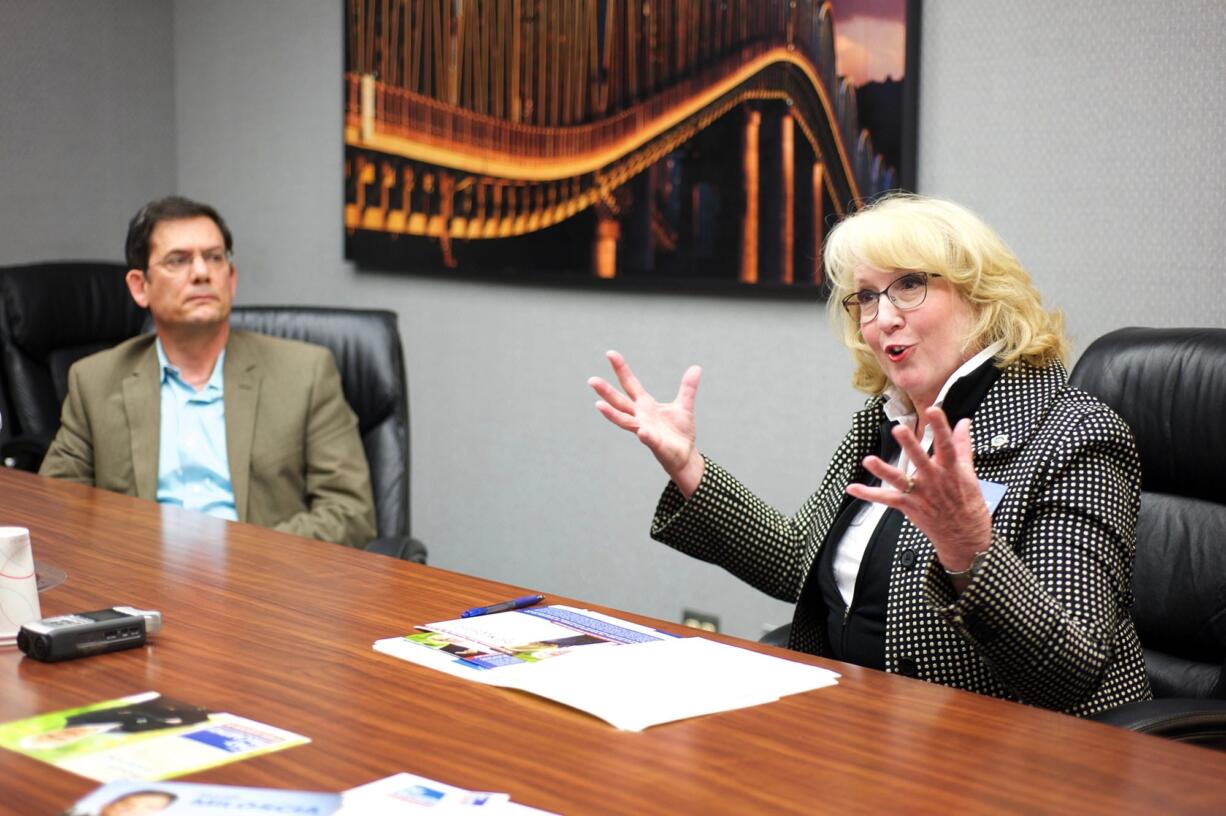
[343,0,920,293]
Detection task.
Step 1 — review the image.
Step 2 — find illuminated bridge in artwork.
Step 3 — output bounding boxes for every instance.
[344,0,901,285]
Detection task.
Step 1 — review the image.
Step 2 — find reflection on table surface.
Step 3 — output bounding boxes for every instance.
[34,559,67,593]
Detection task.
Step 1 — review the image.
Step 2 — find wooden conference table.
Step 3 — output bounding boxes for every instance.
[2,469,1224,815]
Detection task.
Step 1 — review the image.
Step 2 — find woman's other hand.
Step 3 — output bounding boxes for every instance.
[588,350,705,496]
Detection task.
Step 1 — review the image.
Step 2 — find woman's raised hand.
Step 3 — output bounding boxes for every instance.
[846,407,993,574]
[588,350,705,496]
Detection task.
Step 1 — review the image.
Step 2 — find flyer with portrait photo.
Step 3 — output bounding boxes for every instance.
[63,780,341,816]
[0,691,310,782]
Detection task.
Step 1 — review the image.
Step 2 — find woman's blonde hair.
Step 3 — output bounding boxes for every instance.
[823,193,1068,395]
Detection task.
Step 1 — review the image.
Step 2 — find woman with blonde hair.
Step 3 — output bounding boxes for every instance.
[589,194,1150,716]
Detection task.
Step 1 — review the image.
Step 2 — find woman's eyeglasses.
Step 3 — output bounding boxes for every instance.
[841,272,940,323]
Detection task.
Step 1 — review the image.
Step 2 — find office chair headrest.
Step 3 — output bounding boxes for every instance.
[226,306,405,436]
[0,262,147,355]
[1069,327,1226,504]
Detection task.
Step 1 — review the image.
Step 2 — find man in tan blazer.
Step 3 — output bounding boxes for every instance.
[40,196,375,549]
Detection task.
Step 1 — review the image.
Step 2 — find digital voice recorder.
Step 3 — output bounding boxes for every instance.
[16,606,162,662]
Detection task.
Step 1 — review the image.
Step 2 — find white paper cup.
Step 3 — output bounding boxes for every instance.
[0,526,41,639]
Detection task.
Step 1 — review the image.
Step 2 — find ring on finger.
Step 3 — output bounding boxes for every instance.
[902,474,916,495]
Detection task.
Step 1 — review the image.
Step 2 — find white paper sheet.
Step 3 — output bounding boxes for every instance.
[374,624,839,732]
[491,636,839,731]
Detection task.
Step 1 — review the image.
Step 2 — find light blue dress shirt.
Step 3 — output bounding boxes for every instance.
[155,340,239,520]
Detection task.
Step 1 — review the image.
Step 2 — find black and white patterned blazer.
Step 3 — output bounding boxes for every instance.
[652,360,1152,716]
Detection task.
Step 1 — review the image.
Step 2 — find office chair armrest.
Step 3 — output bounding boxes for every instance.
[1088,698,1226,750]
[759,623,792,648]
[365,534,428,564]
[1,433,52,472]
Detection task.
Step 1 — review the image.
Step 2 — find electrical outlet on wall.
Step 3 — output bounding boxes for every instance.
[682,608,719,633]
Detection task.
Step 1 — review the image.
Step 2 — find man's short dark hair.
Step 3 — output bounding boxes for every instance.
[125,196,233,270]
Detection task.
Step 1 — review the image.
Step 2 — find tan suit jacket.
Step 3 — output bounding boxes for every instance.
[40,331,376,548]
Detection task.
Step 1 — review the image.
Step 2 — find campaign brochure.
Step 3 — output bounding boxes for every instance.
[63,780,340,815]
[65,772,557,816]
[0,691,310,782]
[338,772,558,814]
[408,604,669,670]
[338,772,509,812]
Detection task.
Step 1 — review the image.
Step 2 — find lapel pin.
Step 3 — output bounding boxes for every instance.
[991,434,1009,449]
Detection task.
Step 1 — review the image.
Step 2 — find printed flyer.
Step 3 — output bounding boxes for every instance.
[403,604,669,670]
[0,691,309,782]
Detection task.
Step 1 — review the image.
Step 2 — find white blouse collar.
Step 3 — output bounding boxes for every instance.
[882,340,1006,425]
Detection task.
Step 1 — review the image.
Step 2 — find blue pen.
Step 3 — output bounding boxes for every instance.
[461,594,545,618]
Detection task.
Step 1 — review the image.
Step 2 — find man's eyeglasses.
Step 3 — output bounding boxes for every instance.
[841,272,941,323]
[151,249,230,276]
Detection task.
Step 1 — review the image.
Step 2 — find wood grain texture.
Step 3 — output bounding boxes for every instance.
[1,468,1224,815]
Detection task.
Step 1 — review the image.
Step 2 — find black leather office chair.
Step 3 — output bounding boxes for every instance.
[0,358,13,456]
[0,261,147,470]
[1070,327,1226,749]
[225,306,427,564]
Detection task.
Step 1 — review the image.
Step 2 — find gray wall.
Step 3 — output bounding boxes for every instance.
[0,0,176,262]
[918,0,1226,348]
[2,1,1224,639]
